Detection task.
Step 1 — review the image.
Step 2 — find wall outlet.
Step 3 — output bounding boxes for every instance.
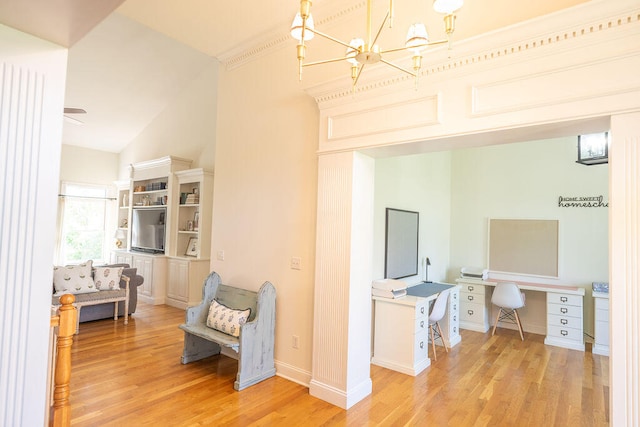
[216,250,225,261]
[292,335,300,349]
[291,257,301,270]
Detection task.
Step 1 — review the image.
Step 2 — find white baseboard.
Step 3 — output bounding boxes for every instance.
[309,377,372,409]
[274,360,311,387]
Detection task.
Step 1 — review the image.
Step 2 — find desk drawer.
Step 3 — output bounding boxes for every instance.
[547,324,583,342]
[462,284,485,296]
[461,302,485,323]
[548,293,582,307]
[414,317,427,334]
[462,292,484,304]
[548,303,582,318]
[595,320,609,345]
[595,298,609,312]
[415,300,429,318]
[548,313,582,329]
[414,331,429,362]
[450,291,459,313]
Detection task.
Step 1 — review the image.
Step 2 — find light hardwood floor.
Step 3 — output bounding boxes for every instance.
[69,302,609,426]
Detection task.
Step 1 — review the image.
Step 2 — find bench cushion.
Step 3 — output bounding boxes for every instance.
[206,300,251,338]
[179,323,239,352]
[52,288,126,306]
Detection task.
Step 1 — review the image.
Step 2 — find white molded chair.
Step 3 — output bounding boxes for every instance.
[428,289,450,361]
[491,282,526,340]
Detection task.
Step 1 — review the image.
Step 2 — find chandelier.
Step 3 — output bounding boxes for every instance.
[291,0,464,89]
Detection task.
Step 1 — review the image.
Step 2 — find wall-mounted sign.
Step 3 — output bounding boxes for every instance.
[558,195,608,208]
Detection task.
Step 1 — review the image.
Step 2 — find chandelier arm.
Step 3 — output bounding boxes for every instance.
[379,58,417,77]
[311,28,354,50]
[352,63,366,88]
[380,39,449,55]
[371,11,390,48]
[302,56,351,67]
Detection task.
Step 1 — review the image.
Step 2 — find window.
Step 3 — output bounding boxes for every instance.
[57,183,112,265]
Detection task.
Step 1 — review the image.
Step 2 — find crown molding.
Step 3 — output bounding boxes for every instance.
[216,0,640,105]
[305,0,640,105]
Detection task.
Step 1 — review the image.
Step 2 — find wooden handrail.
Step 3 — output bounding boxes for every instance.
[50,294,77,427]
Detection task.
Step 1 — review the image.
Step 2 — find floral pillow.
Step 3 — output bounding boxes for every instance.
[93,266,124,291]
[206,299,251,337]
[53,260,98,296]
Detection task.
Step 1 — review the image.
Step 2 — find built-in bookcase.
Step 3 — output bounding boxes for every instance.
[171,169,214,260]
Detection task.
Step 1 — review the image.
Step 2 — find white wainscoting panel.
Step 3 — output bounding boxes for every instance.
[328,96,440,141]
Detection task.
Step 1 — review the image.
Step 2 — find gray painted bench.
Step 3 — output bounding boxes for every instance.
[179,271,276,391]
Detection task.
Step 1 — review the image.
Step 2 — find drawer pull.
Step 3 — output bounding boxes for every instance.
[561,330,568,336]
[468,286,474,292]
[561,319,568,325]
[560,296,568,303]
[421,307,425,315]
[453,327,457,333]
[420,341,424,349]
[561,308,568,314]
[468,295,474,301]
[468,310,474,315]
[453,304,457,311]
[453,315,457,321]
[420,320,424,328]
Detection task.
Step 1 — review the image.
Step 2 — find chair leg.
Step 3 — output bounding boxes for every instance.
[492,308,502,336]
[513,309,524,341]
[435,321,448,352]
[429,325,437,361]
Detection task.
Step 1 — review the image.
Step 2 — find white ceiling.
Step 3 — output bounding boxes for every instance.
[63,13,217,152]
[1,0,589,154]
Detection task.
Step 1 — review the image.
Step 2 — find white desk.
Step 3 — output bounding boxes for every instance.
[456,278,585,351]
[371,282,461,376]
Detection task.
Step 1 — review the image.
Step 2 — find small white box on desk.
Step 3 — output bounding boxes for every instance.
[372,278,407,291]
[371,278,408,299]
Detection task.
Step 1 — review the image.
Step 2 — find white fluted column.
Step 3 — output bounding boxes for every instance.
[310,151,374,409]
[0,26,67,426]
[609,112,640,426]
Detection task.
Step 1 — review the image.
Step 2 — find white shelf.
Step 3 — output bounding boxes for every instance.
[133,189,167,196]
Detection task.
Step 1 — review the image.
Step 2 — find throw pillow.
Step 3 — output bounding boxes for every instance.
[206,299,251,338]
[53,260,98,296]
[93,266,124,291]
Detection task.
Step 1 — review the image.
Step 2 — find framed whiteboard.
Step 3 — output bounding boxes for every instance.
[488,218,559,278]
[385,208,419,279]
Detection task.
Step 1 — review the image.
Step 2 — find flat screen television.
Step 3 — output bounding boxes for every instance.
[131,207,166,254]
